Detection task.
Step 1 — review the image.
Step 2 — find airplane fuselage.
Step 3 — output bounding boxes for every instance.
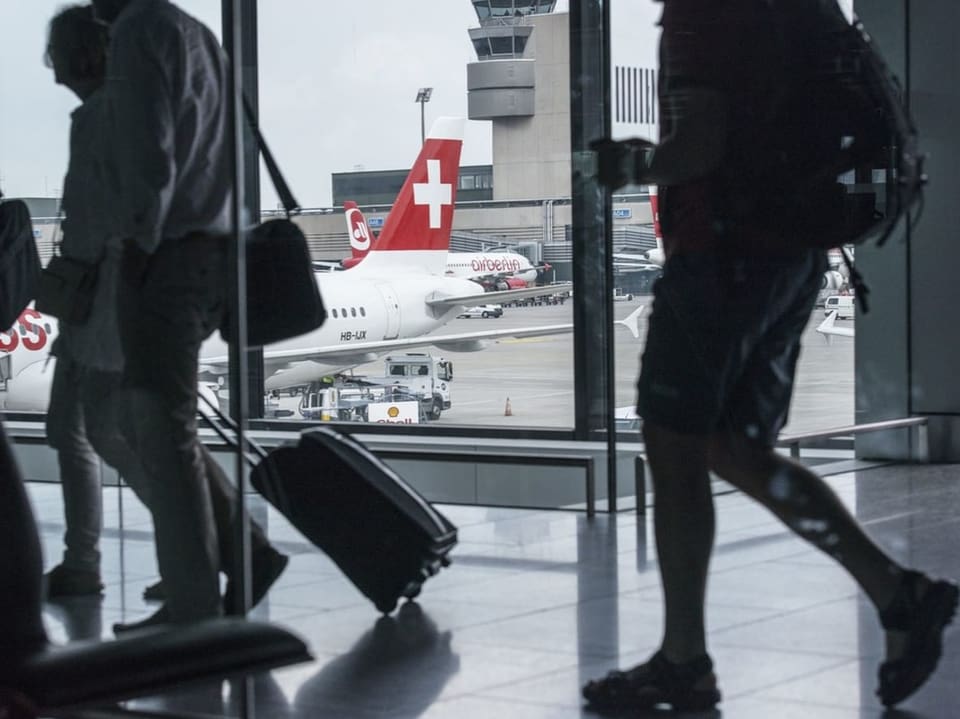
[199,269,482,389]
[445,252,537,284]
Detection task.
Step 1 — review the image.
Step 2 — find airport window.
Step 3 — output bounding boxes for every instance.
[490,36,515,55]
[472,38,492,59]
[0,1,859,444]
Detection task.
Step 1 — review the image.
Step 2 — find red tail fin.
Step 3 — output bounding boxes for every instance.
[371,118,463,254]
[342,200,371,269]
[647,185,664,265]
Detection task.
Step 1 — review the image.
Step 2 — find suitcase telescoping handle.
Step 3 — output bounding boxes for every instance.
[198,392,268,467]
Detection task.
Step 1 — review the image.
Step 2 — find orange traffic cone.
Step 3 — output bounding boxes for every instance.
[504,397,513,416]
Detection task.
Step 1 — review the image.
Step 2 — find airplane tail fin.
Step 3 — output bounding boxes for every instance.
[352,117,464,276]
[647,186,664,265]
[342,200,371,269]
[614,304,645,340]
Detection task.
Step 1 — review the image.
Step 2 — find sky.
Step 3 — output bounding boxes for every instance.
[0,0,509,210]
[0,0,852,211]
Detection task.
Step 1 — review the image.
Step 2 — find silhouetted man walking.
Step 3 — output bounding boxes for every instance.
[584,0,957,711]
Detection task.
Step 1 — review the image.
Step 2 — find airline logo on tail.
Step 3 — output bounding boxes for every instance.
[342,201,371,269]
[346,201,372,252]
[370,118,462,254]
[347,117,463,276]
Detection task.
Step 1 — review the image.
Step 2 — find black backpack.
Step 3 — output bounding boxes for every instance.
[717,0,925,309]
[0,193,41,330]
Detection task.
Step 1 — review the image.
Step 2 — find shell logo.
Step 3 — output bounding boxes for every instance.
[387,406,400,418]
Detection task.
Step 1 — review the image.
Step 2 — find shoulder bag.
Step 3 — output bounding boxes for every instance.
[221,98,327,348]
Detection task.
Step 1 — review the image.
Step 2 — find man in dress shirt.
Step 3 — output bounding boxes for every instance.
[91,0,287,630]
[42,2,157,601]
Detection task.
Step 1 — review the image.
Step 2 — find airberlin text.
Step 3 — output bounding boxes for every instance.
[472,257,521,273]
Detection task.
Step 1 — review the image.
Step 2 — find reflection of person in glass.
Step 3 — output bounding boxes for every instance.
[42,3,159,602]
[584,0,957,713]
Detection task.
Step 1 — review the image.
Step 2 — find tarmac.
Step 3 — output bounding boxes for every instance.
[341,297,855,434]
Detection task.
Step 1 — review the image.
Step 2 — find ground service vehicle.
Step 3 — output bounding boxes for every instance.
[299,354,453,422]
[823,295,855,319]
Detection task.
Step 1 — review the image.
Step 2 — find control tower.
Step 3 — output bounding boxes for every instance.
[466,1,569,202]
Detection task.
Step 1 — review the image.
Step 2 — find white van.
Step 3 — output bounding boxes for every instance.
[823,295,855,319]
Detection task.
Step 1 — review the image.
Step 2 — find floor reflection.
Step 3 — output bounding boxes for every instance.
[293,603,459,718]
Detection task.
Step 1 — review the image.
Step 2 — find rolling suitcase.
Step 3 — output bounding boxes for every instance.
[250,428,457,614]
[199,397,457,614]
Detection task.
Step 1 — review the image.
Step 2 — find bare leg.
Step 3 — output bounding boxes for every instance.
[644,421,715,663]
[707,431,902,612]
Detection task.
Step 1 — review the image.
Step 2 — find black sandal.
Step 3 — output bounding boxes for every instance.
[877,569,959,707]
[582,650,721,712]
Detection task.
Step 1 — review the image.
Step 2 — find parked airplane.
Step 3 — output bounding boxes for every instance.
[342,200,546,289]
[6,118,647,411]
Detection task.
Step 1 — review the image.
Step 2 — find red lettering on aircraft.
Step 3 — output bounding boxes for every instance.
[471,256,522,274]
[20,309,47,351]
[0,309,49,353]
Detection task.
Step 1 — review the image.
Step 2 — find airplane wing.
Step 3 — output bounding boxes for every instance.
[200,323,574,390]
[425,282,572,308]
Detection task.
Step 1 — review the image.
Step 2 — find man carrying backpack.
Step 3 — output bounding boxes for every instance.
[584,0,956,711]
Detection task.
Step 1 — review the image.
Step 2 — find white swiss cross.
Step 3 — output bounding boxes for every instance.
[413,159,452,229]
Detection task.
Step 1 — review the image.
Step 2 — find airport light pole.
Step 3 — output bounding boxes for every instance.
[415,87,433,145]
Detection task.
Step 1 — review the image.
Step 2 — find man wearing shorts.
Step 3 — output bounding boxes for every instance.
[583,0,957,711]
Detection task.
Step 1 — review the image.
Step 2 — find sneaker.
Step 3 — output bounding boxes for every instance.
[582,651,721,712]
[142,579,165,602]
[222,548,289,613]
[44,564,104,599]
[877,570,959,707]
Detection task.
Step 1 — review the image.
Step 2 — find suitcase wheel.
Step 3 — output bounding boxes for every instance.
[375,597,398,615]
[402,581,422,600]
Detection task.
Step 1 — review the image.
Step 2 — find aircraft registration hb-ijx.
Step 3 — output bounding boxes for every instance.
[1,117,588,409]
[342,201,547,290]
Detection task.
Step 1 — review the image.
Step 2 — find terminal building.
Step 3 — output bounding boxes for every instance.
[298,0,662,291]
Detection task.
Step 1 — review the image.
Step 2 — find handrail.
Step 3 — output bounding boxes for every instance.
[777,417,928,460]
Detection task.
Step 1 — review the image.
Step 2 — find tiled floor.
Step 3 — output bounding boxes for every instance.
[31,463,960,718]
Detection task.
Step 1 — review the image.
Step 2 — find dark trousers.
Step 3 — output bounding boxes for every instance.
[117,236,270,622]
[47,358,156,574]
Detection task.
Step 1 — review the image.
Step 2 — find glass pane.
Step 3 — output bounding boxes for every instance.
[608,0,857,441]
[0,1,222,417]
[254,2,574,429]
